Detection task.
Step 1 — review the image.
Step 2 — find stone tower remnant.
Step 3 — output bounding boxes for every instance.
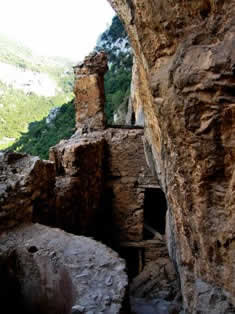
[73,52,108,132]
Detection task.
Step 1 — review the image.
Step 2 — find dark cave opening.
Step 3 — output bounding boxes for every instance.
[144,188,167,239]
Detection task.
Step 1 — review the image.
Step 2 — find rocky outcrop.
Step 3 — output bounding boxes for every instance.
[0,152,55,232]
[107,0,235,312]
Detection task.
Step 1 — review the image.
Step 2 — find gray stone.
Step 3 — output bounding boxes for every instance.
[0,223,128,314]
[72,305,85,313]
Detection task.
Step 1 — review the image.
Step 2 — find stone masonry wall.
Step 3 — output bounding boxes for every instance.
[104,127,157,243]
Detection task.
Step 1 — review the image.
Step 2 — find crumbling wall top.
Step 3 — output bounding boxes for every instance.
[74,51,108,77]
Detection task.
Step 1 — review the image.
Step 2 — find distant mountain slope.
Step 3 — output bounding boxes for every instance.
[95,16,133,124]
[0,35,73,149]
[0,62,58,97]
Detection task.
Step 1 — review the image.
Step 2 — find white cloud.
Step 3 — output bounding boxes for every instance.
[0,0,114,62]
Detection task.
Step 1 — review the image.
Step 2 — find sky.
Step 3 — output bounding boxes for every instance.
[0,0,115,62]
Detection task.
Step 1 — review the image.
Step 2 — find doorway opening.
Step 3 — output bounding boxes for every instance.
[143,188,167,240]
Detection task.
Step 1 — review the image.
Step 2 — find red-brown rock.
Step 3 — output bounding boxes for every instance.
[108,0,235,312]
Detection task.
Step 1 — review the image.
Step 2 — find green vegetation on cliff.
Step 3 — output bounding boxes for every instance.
[0,81,71,149]
[8,100,75,159]
[96,16,133,123]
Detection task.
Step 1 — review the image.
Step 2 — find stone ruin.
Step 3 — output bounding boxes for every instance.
[0,152,128,314]
[0,52,181,313]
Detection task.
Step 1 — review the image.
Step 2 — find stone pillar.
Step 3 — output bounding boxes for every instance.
[73,52,108,132]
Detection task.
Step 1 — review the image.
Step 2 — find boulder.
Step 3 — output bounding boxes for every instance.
[0,223,128,314]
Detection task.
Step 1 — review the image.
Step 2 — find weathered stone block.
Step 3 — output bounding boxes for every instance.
[50,136,105,236]
[0,152,55,233]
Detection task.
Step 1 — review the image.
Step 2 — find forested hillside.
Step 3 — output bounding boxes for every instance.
[0,34,73,149]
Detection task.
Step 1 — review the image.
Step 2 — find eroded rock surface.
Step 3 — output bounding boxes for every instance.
[0,152,55,232]
[108,0,235,312]
[0,223,128,314]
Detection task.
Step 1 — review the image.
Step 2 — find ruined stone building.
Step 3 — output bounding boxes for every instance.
[0,52,179,313]
[49,52,176,288]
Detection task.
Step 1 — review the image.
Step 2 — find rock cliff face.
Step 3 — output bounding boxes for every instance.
[107,0,235,312]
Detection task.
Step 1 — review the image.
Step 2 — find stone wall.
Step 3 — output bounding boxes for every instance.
[104,127,157,243]
[49,127,157,243]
